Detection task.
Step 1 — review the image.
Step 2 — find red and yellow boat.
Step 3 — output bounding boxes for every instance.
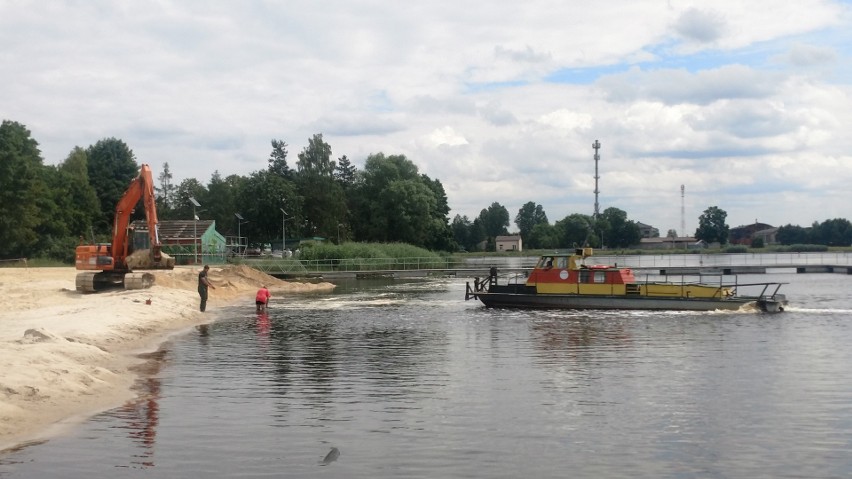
[465,248,788,312]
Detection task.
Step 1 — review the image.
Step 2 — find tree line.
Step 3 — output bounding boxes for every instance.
[0,120,457,260]
[3,118,850,262]
[692,206,852,247]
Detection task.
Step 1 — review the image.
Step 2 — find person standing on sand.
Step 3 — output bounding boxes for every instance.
[256,285,271,313]
[198,265,215,312]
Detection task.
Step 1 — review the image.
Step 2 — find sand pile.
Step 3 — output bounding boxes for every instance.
[151,264,334,301]
[0,265,335,451]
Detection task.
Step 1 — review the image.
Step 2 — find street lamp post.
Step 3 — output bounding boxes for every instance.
[235,213,247,256]
[337,223,343,244]
[189,197,201,264]
[280,208,287,255]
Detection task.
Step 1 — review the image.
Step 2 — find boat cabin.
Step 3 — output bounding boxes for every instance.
[526,248,638,295]
[525,248,731,299]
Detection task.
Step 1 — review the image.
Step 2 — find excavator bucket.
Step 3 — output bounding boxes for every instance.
[126,249,175,270]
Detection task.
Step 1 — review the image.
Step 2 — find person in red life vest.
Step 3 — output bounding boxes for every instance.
[256,285,271,313]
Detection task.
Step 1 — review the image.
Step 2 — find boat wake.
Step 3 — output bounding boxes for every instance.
[279,294,405,310]
[781,306,852,314]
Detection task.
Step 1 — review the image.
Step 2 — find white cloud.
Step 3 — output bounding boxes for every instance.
[426,127,469,147]
[673,8,727,44]
[780,43,838,67]
[1,0,851,234]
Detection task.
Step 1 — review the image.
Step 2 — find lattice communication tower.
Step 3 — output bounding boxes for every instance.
[593,140,601,220]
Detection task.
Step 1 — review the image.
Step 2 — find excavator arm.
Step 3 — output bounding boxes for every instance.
[111,164,162,269]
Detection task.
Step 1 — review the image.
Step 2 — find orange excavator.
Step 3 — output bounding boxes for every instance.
[75,164,175,293]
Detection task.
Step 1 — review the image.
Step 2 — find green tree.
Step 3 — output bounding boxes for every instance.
[155,161,176,216]
[478,202,510,241]
[268,139,291,178]
[54,147,100,237]
[0,120,47,258]
[204,171,240,233]
[351,153,423,242]
[295,134,346,239]
[236,169,299,244]
[452,215,473,251]
[86,138,139,233]
[528,222,560,249]
[384,179,438,245]
[598,207,640,248]
[420,175,454,250]
[776,224,809,245]
[810,218,852,246]
[334,155,357,188]
[515,202,548,241]
[296,134,335,177]
[695,206,730,245]
[173,178,208,221]
[554,213,594,248]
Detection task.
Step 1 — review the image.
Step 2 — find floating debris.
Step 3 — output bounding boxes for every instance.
[319,447,340,466]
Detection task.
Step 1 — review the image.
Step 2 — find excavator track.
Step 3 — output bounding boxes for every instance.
[76,271,156,293]
[124,272,156,290]
[75,272,99,293]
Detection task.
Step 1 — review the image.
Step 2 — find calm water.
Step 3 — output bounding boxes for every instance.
[2,274,852,478]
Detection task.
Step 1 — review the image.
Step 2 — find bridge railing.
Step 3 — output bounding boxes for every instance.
[298,256,464,272]
[226,256,478,275]
[214,252,852,276]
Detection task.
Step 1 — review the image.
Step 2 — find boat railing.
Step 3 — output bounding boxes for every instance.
[635,272,788,300]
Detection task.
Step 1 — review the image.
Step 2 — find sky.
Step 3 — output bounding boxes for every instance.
[2,0,852,236]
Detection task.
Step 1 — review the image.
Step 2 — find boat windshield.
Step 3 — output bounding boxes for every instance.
[537,257,554,268]
[537,256,568,269]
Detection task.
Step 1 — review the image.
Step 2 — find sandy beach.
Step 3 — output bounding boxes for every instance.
[0,264,334,451]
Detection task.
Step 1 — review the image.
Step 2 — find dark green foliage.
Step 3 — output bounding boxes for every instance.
[751,237,765,248]
[555,213,594,248]
[173,178,208,220]
[268,139,291,178]
[724,245,748,253]
[334,155,357,188]
[0,120,47,258]
[54,147,100,236]
[695,206,730,245]
[155,161,176,214]
[777,220,852,247]
[776,224,809,245]
[809,218,852,246]
[452,215,481,251]
[348,153,453,250]
[597,207,641,248]
[527,222,560,249]
[86,138,139,233]
[479,202,510,241]
[515,202,548,242]
[296,134,335,177]
[294,134,347,240]
[203,171,240,232]
[37,235,80,263]
[236,169,299,242]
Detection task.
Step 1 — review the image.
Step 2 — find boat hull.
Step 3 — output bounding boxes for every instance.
[470,285,785,312]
